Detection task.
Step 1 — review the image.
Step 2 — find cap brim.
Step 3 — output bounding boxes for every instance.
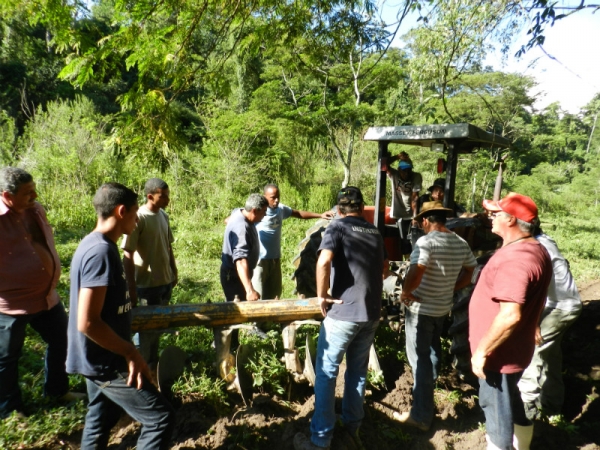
[482,199,502,212]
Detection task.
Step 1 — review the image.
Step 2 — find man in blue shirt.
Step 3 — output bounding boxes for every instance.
[254,184,333,300]
[294,187,387,450]
[67,183,174,449]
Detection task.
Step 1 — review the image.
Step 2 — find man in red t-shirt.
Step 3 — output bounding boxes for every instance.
[469,193,552,450]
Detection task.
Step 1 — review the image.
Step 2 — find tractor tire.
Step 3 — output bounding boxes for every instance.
[448,252,497,385]
[292,217,334,298]
[449,286,475,381]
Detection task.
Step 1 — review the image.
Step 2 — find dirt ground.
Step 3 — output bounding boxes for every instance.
[63,281,600,450]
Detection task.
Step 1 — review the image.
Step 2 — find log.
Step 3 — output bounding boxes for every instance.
[131,297,323,331]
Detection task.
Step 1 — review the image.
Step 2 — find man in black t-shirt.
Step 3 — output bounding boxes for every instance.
[67,183,174,450]
[294,187,387,450]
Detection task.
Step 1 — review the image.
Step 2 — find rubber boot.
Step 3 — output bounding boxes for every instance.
[513,424,533,450]
[485,434,503,450]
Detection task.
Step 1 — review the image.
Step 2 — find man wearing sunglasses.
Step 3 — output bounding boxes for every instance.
[470,193,552,450]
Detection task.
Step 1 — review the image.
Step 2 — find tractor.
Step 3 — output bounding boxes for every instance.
[292,123,511,380]
[133,123,511,400]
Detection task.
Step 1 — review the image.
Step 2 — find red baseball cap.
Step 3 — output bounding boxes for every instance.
[482,193,538,223]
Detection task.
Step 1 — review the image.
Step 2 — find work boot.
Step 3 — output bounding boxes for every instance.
[513,423,534,450]
[392,411,430,431]
[339,426,365,450]
[293,432,329,450]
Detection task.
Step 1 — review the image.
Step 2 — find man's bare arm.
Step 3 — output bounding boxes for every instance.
[169,245,178,287]
[400,263,426,305]
[77,286,152,388]
[454,266,475,292]
[291,210,334,220]
[471,301,522,379]
[235,258,259,301]
[122,250,138,306]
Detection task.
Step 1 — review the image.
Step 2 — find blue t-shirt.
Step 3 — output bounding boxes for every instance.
[318,216,386,322]
[221,208,260,271]
[255,204,293,259]
[67,232,131,377]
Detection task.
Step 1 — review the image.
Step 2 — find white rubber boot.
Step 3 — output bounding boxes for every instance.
[485,434,503,450]
[513,424,534,450]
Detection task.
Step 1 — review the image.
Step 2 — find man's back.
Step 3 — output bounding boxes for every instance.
[409,231,476,316]
[319,216,385,322]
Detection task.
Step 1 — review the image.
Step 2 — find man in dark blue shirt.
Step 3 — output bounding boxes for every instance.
[294,187,387,450]
[67,183,174,450]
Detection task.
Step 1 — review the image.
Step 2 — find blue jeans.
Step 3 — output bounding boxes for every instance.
[404,309,445,426]
[0,302,69,418]
[135,284,173,366]
[518,306,581,415]
[81,372,175,450]
[479,371,530,450]
[311,316,379,448]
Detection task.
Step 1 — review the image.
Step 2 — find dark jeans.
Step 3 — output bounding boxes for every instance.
[136,284,173,366]
[81,372,175,450]
[479,370,530,450]
[0,302,69,418]
[220,266,247,301]
[404,309,445,425]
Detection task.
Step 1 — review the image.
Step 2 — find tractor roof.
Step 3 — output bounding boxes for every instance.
[363,123,511,153]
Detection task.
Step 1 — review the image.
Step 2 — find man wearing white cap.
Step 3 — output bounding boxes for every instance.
[470,193,552,450]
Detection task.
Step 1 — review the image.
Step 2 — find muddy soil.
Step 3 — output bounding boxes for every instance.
[62,281,600,450]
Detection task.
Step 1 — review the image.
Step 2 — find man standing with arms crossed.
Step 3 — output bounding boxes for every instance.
[470,193,552,450]
[393,201,477,431]
[67,183,174,449]
[122,178,178,367]
[253,184,333,300]
[294,187,387,450]
[0,167,84,419]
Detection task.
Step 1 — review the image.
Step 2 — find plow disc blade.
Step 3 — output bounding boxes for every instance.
[236,344,256,407]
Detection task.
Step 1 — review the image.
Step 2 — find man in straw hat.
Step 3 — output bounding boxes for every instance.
[470,193,552,450]
[393,201,477,431]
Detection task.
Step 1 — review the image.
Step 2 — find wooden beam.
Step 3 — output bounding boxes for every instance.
[131,298,323,331]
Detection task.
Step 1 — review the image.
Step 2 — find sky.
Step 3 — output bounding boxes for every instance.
[379,2,600,114]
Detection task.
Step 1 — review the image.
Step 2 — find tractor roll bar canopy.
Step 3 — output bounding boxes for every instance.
[363,123,511,153]
[364,123,511,234]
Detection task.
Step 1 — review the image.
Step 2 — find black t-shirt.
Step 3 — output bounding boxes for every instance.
[67,232,131,377]
[318,216,385,322]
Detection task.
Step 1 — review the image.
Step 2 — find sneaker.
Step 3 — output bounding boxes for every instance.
[59,391,87,402]
[392,411,430,431]
[293,432,330,450]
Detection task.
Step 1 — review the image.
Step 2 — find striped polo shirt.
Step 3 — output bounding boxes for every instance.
[408,231,477,317]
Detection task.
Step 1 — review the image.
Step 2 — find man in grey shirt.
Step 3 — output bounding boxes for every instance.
[220,193,268,301]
